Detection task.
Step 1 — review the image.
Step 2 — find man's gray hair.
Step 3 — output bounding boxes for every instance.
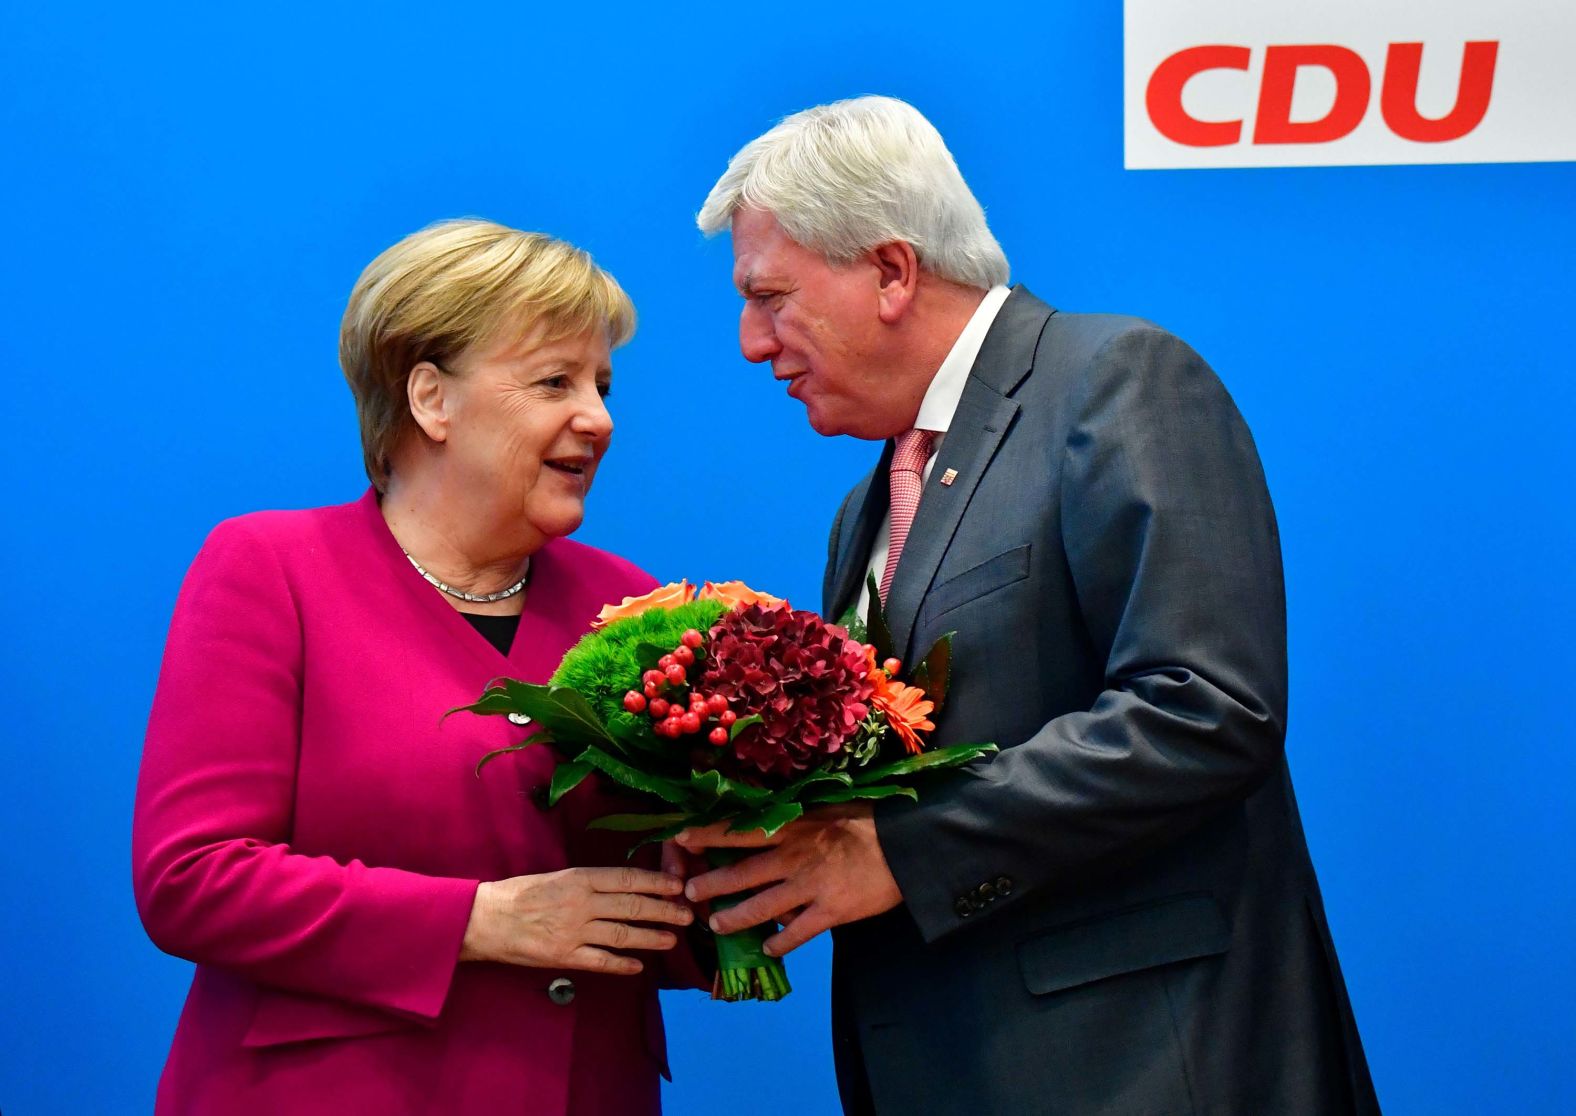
[697,96,1009,290]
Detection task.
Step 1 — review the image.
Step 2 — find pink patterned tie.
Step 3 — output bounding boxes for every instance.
[880,428,936,603]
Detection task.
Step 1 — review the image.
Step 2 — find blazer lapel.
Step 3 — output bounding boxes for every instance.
[827,442,894,620]
[883,287,1055,661]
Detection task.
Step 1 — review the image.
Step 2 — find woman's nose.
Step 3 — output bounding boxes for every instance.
[739,303,781,364]
[573,389,614,440]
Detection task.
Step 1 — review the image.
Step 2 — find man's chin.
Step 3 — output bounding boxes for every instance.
[805,408,892,441]
[803,402,857,439]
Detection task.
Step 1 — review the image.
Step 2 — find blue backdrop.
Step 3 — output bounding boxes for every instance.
[3,4,1572,1113]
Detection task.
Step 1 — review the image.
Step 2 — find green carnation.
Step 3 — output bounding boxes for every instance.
[551,599,729,726]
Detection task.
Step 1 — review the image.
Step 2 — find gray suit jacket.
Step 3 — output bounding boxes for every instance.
[822,288,1379,1115]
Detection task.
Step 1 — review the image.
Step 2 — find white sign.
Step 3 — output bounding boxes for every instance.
[1124,0,1576,169]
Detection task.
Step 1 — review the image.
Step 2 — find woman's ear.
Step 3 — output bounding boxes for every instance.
[871,240,919,324]
[406,362,450,443]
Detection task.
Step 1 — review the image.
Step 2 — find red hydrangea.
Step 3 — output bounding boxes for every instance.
[696,604,876,780]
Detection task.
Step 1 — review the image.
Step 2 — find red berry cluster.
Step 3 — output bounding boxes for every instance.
[622,629,738,745]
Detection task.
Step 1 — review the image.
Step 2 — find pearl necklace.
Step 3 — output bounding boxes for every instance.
[403,550,531,604]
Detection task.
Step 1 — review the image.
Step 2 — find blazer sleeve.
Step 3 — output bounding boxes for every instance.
[879,325,1290,942]
[132,517,478,1020]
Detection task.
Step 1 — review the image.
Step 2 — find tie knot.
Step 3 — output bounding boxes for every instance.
[892,428,935,474]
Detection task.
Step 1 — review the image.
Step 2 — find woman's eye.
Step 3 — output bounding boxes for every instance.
[597,383,613,399]
[539,375,569,390]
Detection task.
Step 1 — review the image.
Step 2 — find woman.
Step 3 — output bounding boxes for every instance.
[133,219,703,1115]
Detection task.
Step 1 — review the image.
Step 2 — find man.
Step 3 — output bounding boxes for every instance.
[678,96,1379,1114]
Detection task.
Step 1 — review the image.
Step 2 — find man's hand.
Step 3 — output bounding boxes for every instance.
[675,803,902,957]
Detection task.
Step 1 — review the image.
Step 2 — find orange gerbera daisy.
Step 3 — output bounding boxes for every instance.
[872,680,935,755]
[592,580,695,629]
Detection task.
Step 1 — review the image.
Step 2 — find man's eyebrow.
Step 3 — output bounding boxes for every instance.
[737,273,780,298]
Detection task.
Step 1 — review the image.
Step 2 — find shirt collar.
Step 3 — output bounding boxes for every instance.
[912,284,1012,436]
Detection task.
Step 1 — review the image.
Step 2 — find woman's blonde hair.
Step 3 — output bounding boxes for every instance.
[339,218,635,491]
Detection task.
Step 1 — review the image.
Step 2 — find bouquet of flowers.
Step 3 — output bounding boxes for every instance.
[455,575,994,1002]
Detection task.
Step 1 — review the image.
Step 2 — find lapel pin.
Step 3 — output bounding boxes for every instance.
[939,468,958,486]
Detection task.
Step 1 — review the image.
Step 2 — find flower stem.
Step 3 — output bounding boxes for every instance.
[705,848,793,1003]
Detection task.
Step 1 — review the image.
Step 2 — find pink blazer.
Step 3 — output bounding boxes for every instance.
[133,489,703,1115]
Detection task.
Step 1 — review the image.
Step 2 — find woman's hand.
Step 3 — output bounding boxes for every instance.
[459,867,693,975]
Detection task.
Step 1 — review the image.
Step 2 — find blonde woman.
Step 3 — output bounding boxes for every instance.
[134,220,704,1115]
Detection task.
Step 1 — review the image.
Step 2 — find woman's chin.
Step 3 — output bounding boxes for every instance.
[526,503,586,542]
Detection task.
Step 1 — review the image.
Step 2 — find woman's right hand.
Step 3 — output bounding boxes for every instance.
[459,867,693,975]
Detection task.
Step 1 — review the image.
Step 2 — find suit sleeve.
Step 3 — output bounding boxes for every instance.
[132,518,478,1020]
[879,325,1289,942]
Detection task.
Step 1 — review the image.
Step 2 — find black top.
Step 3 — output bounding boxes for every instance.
[461,611,521,656]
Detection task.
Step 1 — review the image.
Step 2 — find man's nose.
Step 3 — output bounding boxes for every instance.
[739,303,780,364]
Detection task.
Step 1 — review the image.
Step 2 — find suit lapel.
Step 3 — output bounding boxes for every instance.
[827,442,894,620]
[883,287,1055,661]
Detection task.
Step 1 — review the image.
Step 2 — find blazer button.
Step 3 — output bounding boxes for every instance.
[529,785,551,810]
[994,876,1015,897]
[547,977,576,1006]
[976,882,997,903]
[953,896,975,918]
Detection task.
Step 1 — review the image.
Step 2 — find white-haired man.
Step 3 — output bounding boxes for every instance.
[679,96,1379,1115]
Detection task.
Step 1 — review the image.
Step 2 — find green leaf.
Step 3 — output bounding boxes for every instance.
[624,820,693,855]
[463,681,624,753]
[773,768,852,803]
[633,641,671,673]
[910,632,954,716]
[836,606,868,643]
[587,811,692,832]
[547,760,595,806]
[728,713,763,742]
[446,687,527,721]
[689,767,773,805]
[474,739,546,776]
[520,684,618,748]
[573,746,692,805]
[603,710,682,762]
[852,742,999,784]
[725,801,804,837]
[803,783,919,804]
[864,572,893,664]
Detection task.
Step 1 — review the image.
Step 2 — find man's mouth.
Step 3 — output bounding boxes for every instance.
[775,369,808,397]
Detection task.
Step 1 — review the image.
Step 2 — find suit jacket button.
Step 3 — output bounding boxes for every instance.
[953,897,974,918]
[994,876,1015,897]
[547,977,576,1005]
[976,882,997,902]
[530,785,551,810]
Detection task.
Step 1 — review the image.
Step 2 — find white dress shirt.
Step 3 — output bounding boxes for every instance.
[854,285,1012,622]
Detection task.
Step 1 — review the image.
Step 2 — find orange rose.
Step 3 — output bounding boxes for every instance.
[873,681,936,755]
[696,580,788,611]
[592,580,696,629]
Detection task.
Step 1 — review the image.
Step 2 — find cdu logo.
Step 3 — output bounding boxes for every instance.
[1146,42,1498,148]
[1124,0,1576,169]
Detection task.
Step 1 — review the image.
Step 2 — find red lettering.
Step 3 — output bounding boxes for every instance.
[1146,45,1252,147]
[1253,44,1371,144]
[1381,41,1499,142]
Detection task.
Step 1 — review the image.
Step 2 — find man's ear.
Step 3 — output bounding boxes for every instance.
[870,240,919,324]
[407,361,451,444]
